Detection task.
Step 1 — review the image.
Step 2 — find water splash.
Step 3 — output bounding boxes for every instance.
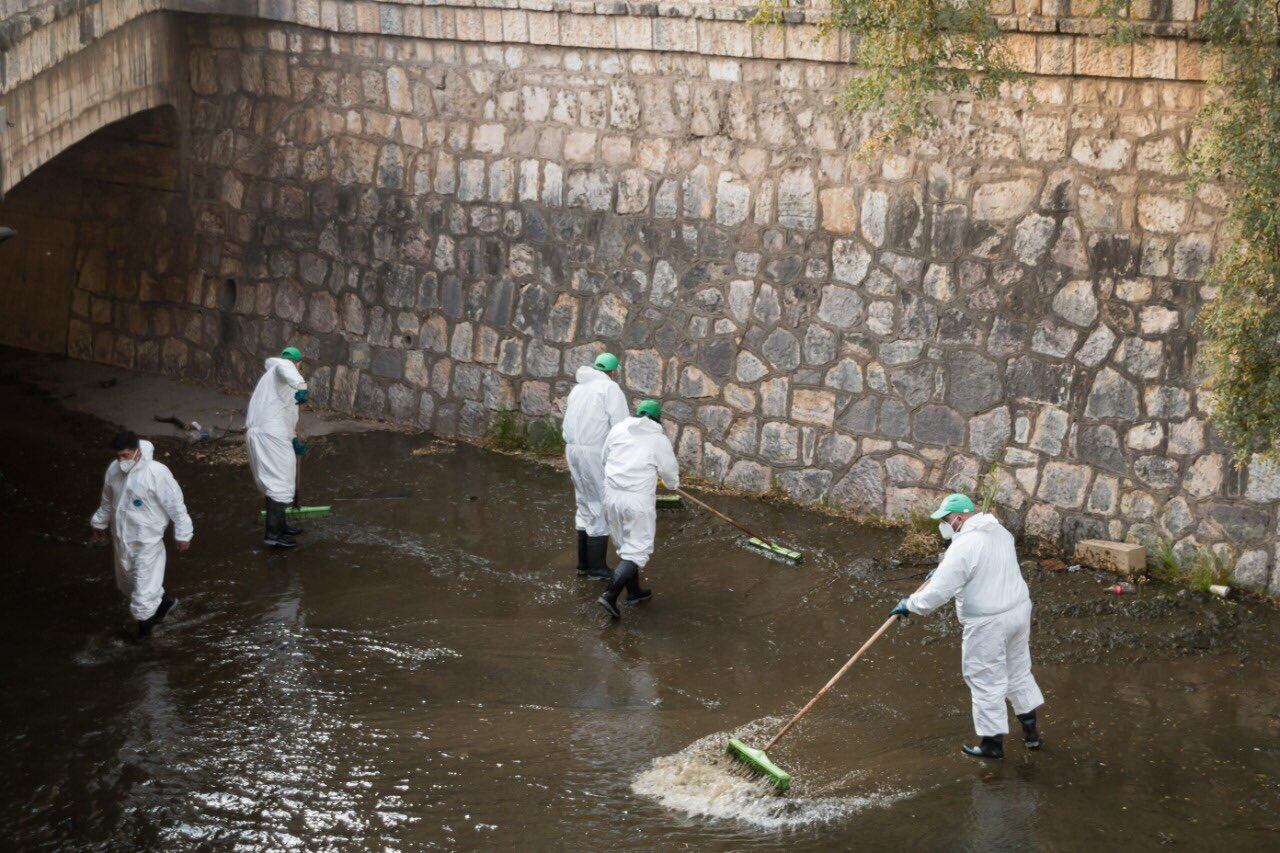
[632,719,909,830]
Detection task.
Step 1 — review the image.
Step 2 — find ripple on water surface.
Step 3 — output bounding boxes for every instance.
[631,718,910,831]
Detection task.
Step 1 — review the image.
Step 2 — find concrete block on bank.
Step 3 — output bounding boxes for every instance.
[1074,539,1146,578]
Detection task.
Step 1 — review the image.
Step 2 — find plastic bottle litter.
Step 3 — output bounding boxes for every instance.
[1108,582,1135,595]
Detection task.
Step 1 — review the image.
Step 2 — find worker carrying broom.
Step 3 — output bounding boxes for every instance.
[890,493,1044,759]
[596,399,678,619]
[246,346,309,549]
[562,352,629,580]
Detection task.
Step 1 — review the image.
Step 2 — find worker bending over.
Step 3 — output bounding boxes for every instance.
[90,431,192,639]
[247,346,309,548]
[562,352,629,579]
[891,493,1044,759]
[597,400,679,619]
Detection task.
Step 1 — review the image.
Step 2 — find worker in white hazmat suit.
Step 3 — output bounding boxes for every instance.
[246,346,309,548]
[596,400,679,619]
[890,493,1045,759]
[562,352,629,580]
[90,431,193,639]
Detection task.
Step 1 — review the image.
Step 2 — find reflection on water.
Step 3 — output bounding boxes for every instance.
[0,374,1277,849]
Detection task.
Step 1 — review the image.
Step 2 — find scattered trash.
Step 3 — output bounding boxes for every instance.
[1040,557,1067,572]
[187,421,210,441]
[154,414,187,430]
[410,441,454,457]
[1067,564,1082,573]
[1208,584,1231,598]
[1108,582,1136,595]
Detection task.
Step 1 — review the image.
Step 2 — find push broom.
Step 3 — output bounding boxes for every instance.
[256,431,332,521]
[727,583,926,791]
[674,487,802,563]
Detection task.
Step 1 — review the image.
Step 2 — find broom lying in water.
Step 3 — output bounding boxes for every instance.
[727,582,927,791]
[673,487,802,563]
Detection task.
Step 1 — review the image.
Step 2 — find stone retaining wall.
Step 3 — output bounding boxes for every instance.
[2,3,1278,594]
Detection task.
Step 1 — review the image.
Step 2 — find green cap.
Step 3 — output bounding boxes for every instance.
[280,346,302,362]
[635,399,661,420]
[930,493,976,520]
[594,352,619,372]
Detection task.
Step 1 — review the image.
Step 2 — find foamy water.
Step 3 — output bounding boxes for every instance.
[632,719,910,830]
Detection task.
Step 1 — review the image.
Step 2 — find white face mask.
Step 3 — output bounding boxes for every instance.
[938,521,955,540]
[118,451,140,473]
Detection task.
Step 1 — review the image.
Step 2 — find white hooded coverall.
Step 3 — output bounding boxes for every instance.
[906,512,1044,737]
[601,417,679,567]
[90,440,193,620]
[246,357,308,504]
[562,366,629,537]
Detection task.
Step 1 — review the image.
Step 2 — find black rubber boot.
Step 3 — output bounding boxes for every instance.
[1018,710,1041,749]
[264,498,297,548]
[136,594,177,640]
[575,529,589,576]
[585,536,612,580]
[597,560,637,619]
[961,735,1005,759]
[624,563,651,604]
[284,515,304,536]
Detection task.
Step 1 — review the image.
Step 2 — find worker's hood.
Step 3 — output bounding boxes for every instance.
[575,365,609,385]
[625,416,663,436]
[264,356,290,371]
[117,439,155,473]
[955,512,999,540]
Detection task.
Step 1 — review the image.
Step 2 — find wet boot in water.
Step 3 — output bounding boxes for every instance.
[575,529,589,576]
[597,560,638,618]
[961,735,1004,759]
[585,535,612,580]
[623,563,651,604]
[263,498,297,549]
[1018,710,1042,749]
[136,594,178,640]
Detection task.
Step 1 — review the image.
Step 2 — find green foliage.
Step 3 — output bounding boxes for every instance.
[1099,3,1280,462]
[487,411,527,452]
[1146,538,1233,593]
[755,0,1019,145]
[487,412,565,457]
[526,417,566,458]
[977,462,999,514]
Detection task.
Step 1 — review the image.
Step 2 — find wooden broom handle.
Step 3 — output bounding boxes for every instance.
[763,580,930,752]
[674,487,770,544]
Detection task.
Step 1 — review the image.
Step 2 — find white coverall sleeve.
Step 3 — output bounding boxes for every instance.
[90,472,115,530]
[907,542,971,615]
[604,383,629,428]
[276,359,308,391]
[654,436,680,492]
[155,468,194,542]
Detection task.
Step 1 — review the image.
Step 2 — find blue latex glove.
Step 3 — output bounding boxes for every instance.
[890,599,911,619]
[294,388,309,404]
[292,437,307,456]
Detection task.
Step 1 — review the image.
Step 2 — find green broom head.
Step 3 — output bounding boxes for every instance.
[747,537,802,563]
[257,505,333,519]
[656,493,683,509]
[726,738,791,792]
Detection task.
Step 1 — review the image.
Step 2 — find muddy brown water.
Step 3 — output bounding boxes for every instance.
[0,367,1277,850]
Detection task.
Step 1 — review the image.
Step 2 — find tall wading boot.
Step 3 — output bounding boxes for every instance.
[1018,710,1042,749]
[264,498,298,549]
[597,560,638,619]
[961,734,1005,759]
[585,536,613,580]
[575,529,589,576]
[136,594,178,640]
[624,563,651,604]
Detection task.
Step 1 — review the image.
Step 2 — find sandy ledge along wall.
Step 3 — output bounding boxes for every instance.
[15,6,1280,594]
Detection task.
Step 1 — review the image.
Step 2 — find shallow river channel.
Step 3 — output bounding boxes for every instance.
[0,369,1276,850]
